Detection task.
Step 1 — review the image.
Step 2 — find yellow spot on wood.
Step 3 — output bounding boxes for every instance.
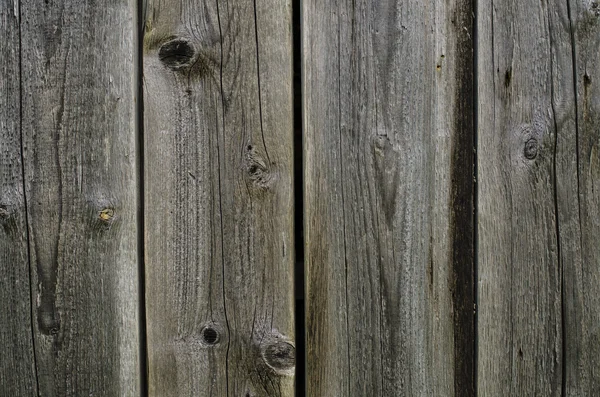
[99,208,114,221]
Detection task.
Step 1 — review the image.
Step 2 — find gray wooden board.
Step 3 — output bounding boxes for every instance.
[303,0,475,395]
[143,0,295,395]
[0,1,37,395]
[19,0,140,395]
[477,0,574,394]
[563,1,600,395]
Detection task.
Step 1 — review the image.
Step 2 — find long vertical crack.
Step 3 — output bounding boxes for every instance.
[549,46,565,397]
[336,10,352,393]
[563,1,583,395]
[545,5,564,395]
[215,1,231,395]
[252,0,270,164]
[17,0,41,394]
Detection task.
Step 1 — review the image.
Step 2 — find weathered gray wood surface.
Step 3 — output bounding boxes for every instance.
[143,0,295,395]
[19,0,141,395]
[563,1,600,395]
[0,2,37,395]
[1,1,598,394]
[477,0,576,395]
[303,0,475,395]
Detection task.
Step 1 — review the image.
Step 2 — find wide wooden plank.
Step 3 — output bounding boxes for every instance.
[19,1,140,395]
[143,1,295,395]
[303,0,475,395]
[563,1,600,395]
[0,2,37,395]
[477,0,569,395]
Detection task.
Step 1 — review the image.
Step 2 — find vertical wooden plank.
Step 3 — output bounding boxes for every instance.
[19,0,140,395]
[0,1,37,395]
[477,0,571,395]
[563,1,600,394]
[303,0,475,395]
[143,0,295,395]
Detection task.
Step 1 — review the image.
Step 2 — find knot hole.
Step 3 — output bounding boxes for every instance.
[159,39,195,69]
[200,326,220,345]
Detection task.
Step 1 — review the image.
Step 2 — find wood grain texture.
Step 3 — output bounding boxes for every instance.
[0,2,37,395]
[562,1,600,395]
[477,0,570,395]
[303,0,475,395]
[142,0,295,395]
[19,0,140,395]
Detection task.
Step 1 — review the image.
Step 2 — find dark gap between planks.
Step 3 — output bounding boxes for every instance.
[138,0,149,395]
[472,0,479,393]
[293,0,306,395]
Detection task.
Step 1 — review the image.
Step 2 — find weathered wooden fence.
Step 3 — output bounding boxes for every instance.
[1,0,599,396]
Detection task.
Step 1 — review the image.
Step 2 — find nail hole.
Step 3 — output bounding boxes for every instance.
[201,326,220,345]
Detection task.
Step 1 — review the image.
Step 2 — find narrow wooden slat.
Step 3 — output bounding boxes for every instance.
[563,1,600,394]
[143,1,295,395]
[19,1,140,395]
[477,0,571,394]
[303,0,475,395]
[0,2,37,394]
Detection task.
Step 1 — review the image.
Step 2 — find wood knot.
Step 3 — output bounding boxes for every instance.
[0,205,9,222]
[0,202,18,235]
[516,120,546,163]
[38,305,60,336]
[99,208,115,222]
[245,146,276,191]
[504,68,512,88]
[159,39,195,69]
[372,134,392,155]
[591,1,600,16]
[89,196,120,232]
[260,338,295,375]
[524,138,538,160]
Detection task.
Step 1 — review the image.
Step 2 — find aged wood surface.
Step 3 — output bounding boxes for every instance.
[303,0,475,395]
[477,0,573,395]
[143,0,295,395]
[19,0,140,395]
[0,2,37,395]
[563,1,600,395]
